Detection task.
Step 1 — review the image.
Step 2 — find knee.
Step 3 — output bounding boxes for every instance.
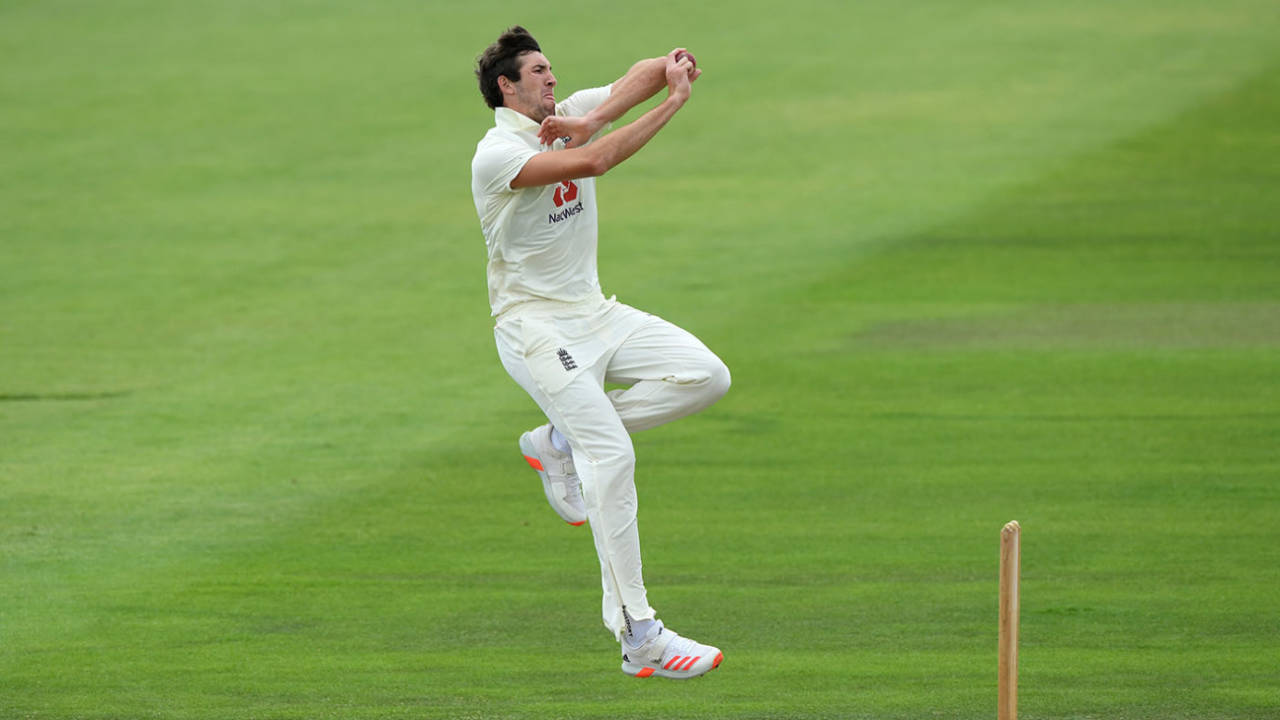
[576,431,636,473]
[703,357,731,404]
[679,355,730,411]
[579,437,636,506]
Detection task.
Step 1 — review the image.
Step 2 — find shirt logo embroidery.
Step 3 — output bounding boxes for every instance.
[557,348,578,371]
[553,180,579,207]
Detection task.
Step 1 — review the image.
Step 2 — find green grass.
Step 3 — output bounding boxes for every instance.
[3,1,1279,718]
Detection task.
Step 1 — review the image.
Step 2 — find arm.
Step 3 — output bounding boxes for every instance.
[511,53,696,189]
[536,48,701,148]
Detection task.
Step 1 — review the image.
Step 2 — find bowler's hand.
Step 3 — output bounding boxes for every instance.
[666,47,702,83]
[665,54,693,101]
[538,114,601,148]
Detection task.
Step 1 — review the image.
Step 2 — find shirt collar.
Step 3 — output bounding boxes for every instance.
[495,106,541,132]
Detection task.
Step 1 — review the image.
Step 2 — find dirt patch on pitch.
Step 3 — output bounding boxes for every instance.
[853,302,1280,350]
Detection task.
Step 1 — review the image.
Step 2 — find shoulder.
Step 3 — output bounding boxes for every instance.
[475,125,522,154]
[556,84,614,117]
[474,127,529,167]
[473,127,540,194]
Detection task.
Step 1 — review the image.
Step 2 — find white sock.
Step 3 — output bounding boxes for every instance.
[549,426,571,454]
[623,609,656,648]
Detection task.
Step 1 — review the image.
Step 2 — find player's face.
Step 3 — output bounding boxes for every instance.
[511,51,557,122]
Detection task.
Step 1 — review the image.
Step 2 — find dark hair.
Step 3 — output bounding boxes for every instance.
[475,26,542,110]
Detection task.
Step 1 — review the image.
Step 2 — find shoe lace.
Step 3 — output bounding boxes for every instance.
[563,478,584,505]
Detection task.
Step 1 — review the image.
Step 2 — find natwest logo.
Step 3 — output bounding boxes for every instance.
[548,180,584,224]
[553,180,578,207]
[548,200,584,224]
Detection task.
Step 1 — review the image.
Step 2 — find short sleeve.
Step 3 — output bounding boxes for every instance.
[556,84,613,118]
[473,134,538,195]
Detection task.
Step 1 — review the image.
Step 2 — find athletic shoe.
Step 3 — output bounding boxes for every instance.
[620,620,723,679]
[518,424,586,526]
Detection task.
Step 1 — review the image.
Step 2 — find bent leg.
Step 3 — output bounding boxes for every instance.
[606,313,731,433]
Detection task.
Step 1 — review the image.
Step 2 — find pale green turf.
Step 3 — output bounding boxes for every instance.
[2,1,1279,718]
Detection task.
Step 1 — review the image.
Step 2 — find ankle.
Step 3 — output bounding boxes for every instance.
[622,612,656,648]
[549,425,571,454]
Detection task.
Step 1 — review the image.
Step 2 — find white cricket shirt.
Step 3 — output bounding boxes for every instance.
[471,85,612,317]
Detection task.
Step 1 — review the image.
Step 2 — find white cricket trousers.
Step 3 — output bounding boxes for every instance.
[493,294,730,640]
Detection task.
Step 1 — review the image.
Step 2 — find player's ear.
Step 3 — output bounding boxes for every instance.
[498,75,514,96]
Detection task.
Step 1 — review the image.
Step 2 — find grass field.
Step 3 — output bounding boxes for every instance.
[3,1,1279,718]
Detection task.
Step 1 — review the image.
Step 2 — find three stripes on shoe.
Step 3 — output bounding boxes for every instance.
[631,651,723,678]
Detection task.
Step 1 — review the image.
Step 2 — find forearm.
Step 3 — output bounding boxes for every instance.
[583,57,667,128]
[586,91,685,174]
[516,53,694,188]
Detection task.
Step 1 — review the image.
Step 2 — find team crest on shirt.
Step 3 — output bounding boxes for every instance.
[548,180,585,224]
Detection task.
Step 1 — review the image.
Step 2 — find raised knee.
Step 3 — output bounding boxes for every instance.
[704,359,731,403]
[675,357,729,411]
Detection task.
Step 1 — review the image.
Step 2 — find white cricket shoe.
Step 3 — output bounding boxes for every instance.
[518,424,586,526]
[620,621,724,679]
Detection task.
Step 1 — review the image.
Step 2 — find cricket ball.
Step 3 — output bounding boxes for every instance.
[675,50,696,68]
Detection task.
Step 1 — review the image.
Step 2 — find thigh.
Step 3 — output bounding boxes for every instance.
[604,311,724,386]
[496,319,629,464]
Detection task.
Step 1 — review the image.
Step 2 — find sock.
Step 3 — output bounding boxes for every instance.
[549,426,571,454]
[622,608,656,648]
